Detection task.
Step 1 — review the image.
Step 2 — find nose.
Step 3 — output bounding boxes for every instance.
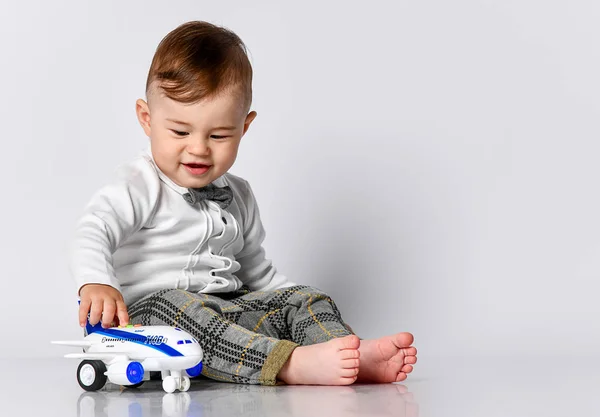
[186,137,210,156]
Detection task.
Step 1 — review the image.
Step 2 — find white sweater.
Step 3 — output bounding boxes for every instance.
[69,149,294,306]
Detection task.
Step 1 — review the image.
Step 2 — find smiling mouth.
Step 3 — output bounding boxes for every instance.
[183,163,211,175]
[184,163,210,168]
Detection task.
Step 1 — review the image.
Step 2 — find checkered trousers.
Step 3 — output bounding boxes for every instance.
[127,285,353,385]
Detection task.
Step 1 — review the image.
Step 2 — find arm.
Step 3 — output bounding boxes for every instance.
[235,180,296,291]
[70,159,161,326]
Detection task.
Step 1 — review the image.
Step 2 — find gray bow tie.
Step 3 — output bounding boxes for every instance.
[183,184,233,209]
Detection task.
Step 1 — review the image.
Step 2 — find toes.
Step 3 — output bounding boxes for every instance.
[337,335,360,350]
[401,364,413,374]
[340,367,359,378]
[396,372,407,382]
[403,347,417,356]
[394,332,414,347]
[342,358,360,369]
[339,376,358,385]
[341,349,360,360]
[405,356,417,365]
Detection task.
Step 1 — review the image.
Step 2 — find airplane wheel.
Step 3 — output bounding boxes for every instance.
[180,376,191,392]
[77,360,107,391]
[149,371,162,381]
[162,376,177,394]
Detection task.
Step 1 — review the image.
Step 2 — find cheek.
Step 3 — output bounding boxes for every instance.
[220,144,239,164]
[151,136,182,165]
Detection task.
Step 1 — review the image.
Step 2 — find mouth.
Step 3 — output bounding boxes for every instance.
[182,162,212,176]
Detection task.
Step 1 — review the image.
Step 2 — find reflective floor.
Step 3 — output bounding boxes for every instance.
[1,356,598,416]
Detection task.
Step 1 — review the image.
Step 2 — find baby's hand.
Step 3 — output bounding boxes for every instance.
[79,284,129,328]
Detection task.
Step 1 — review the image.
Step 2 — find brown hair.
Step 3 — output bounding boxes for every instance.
[146,21,253,109]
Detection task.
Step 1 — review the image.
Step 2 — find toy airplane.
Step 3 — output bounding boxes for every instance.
[52,320,204,393]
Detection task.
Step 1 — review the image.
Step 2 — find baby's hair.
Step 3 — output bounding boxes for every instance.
[146,21,252,109]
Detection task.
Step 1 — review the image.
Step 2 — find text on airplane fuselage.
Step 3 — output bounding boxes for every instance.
[101,336,168,345]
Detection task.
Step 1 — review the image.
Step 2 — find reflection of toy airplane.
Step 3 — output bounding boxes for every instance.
[77,390,200,417]
[52,320,203,393]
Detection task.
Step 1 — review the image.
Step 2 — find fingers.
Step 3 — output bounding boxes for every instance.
[79,298,92,327]
[102,299,116,328]
[116,300,129,326]
[78,285,128,328]
[89,297,103,326]
[101,298,130,328]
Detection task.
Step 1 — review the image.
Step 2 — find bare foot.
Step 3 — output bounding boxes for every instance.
[356,332,417,383]
[278,335,361,385]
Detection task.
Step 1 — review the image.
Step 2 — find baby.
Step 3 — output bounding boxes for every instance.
[71,20,417,386]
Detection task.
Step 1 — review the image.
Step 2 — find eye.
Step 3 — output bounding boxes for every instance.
[170,129,189,137]
[211,135,229,140]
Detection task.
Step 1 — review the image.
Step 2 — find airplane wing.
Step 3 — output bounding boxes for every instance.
[53,341,137,364]
[63,352,130,365]
[51,341,93,348]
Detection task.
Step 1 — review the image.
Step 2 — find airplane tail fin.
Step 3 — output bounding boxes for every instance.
[85,319,102,335]
[79,299,101,335]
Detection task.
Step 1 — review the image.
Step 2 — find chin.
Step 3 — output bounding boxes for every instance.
[176,168,216,189]
[185,177,215,189]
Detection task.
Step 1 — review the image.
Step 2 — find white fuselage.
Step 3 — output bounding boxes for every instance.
[84,325,203,371]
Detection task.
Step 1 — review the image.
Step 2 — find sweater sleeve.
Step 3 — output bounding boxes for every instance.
[69,158,161,295]
[234,180,296,291]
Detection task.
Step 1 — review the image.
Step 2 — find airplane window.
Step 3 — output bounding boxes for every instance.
[185,340,192,344]
[192,338,198,343]
[177,340,184,345]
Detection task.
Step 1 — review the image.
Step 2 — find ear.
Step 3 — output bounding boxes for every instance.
[135,99,152,137]
[242,111,257,136]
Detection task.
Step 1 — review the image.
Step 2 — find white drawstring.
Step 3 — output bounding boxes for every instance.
[209,210,240,277]
[178,201,212,290]
[205,202,240,278]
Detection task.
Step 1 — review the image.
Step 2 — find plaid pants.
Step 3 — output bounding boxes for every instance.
[127,285,353,385]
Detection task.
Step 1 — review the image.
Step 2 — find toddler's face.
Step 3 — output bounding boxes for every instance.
[136,85,256,189]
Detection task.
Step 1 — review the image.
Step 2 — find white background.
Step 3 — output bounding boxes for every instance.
[1,0,598,359]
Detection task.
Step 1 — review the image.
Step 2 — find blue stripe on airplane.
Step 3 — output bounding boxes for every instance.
[93,328,184,357]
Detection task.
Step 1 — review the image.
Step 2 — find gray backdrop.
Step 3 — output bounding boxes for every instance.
[1,0,598,359]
